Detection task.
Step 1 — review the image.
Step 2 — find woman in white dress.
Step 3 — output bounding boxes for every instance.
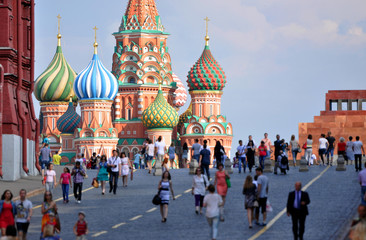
[120,152,132,187]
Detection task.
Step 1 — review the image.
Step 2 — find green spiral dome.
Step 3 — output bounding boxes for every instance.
[34,44,77,102]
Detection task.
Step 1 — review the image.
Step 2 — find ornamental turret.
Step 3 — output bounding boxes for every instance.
[73,28,119,158]
[111,0,187,156]
[34,15,77,151]
[180,18,233,160]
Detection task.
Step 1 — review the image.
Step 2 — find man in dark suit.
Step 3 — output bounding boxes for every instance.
[287,182,310,240]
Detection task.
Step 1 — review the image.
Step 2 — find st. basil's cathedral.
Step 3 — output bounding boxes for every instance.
[34,0,233,165]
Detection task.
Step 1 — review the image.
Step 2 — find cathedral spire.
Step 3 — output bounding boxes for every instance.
[120,0,164,32]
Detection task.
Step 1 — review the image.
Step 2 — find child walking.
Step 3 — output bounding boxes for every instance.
[73,211,88,240]
[45,163,57,194]
[59,167,72,203]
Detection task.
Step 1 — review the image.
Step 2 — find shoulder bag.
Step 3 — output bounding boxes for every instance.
[152,189,162,205]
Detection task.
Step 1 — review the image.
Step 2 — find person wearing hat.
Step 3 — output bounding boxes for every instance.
[73,211,88,240]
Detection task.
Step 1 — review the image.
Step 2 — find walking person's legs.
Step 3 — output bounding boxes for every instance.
[291,214,299,240]
[238,158,242,173]
[211,216,219,240]
[109,173,114,192]
[101,181,105,194]
[73,182,78,201]
[61,184,66,201]
[299,215,306,240]
[194,195,200,213]
[199,195,204,214]
[247,208,253,227]
[113,172,118,194]
[292,150,297,166]
[242,157,246,173]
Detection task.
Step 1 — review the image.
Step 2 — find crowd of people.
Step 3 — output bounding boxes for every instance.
[0,132,365,240]
[232,132,365,175]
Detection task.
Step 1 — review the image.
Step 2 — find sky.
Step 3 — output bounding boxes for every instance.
[34,0,366,150]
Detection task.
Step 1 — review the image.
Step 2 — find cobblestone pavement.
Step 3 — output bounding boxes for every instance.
[24,165,360,240]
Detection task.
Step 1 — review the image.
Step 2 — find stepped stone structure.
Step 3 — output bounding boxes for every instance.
[299,90,366,158]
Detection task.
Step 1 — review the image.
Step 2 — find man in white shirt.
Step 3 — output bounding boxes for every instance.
[154,136,166,161]
[353,136,366,172]
[237,140,246,173]
[15,189,33,240]
[107,150,121,194]
[191,139,202,162]
[318,134,328,166]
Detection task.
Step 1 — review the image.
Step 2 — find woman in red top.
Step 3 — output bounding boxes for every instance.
[214,163,230,221]
[0,190,16,235]
[338,137,348,163]
[258,141,268,169]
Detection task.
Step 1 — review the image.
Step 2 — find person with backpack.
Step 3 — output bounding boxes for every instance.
[199,140,211,181]
[275,150,288,175]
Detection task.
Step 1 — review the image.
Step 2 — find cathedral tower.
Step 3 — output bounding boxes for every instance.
[34,16,77,152]
[111,0,186,157]
[180,19,233,160]
[73,29,119,158]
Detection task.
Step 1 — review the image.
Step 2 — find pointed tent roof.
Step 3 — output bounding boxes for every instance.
[119,0,164,32]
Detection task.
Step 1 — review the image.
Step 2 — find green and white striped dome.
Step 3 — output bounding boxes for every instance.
[34,36,77,102]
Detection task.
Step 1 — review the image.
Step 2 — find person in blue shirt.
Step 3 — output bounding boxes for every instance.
[134,152,141,169]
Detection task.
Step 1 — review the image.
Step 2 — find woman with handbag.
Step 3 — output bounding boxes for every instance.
[214,163,230,221]
[96,155,109,195]
[243,175,257,228]
[192,168,208,215]
[158,171,175,222]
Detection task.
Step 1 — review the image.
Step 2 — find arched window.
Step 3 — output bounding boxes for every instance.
[210,104,213,116]
[199,104,202,117]
[129,77,136,83]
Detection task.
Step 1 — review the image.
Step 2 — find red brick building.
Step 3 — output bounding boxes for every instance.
[299,90,366,158]
[0,0,39,180]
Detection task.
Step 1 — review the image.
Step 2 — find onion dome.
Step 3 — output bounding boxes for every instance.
[57,99,81,134]
[142,84,179,129]
[187,37,226,91]
[74,40,118,101]
[172,73,187,108]
[34,34,77,102]
[178,102,192,126]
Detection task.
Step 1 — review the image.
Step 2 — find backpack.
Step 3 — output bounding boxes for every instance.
[281,155,288,165]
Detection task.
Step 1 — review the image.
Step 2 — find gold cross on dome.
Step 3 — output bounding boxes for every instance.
[204,17,210,36]
[57,14,61,34]
[93,26,98,43]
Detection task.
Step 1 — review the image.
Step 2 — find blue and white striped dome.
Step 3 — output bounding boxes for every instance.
[74,53,118,100]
